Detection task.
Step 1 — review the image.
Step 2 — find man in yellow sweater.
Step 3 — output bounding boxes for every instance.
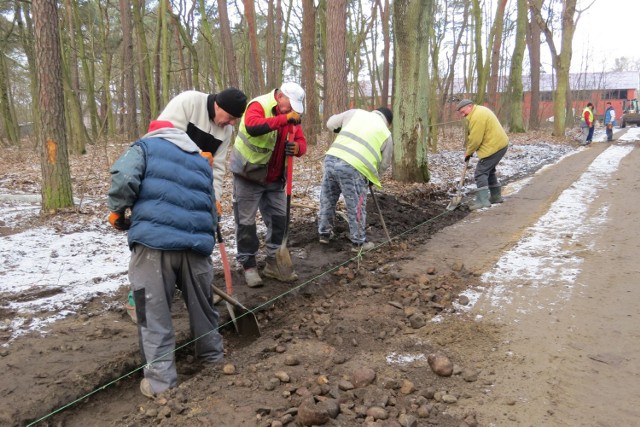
[457,99,509,210]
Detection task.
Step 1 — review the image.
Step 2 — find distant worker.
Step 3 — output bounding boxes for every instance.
[318,107,394,252]
[229,82,307,287]
[604,102,616,142]
[456,99,509,210]
[580,102,595,145]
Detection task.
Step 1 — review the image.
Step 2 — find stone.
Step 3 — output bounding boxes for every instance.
[352,367,376,388]
[427,353,453,377]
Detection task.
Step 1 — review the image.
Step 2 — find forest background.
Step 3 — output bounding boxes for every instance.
[0,0,638,212]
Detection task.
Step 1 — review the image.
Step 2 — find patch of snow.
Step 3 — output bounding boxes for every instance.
[475,145,633,319]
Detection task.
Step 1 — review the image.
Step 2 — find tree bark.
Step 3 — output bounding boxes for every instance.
[324,0,348,122]
[33,0,74,210]
[217,0,239,88]
[301,0,319,143]
[244,0,264,96]
[392,0,432,183]
[120,0,138,138]
[507,0,527,132]
[529,0,578,136]
[526,0,542,129]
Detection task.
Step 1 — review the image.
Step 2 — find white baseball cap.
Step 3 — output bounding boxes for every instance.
[279,82,305,114]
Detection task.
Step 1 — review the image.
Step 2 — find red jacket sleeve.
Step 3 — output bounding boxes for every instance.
[244,102,289,136]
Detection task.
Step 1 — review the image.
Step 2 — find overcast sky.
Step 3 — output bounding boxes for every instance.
[570,0,639,72]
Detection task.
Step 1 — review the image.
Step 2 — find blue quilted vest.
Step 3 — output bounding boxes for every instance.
[127,137,216,256]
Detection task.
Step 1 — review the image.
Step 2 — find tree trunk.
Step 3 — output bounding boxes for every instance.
[301,0,319,143]
[120,0,138,138]
[324,0,348,122]
[15,1,41,144]
[132,0,154,125]
[197,0,222,92]
[0,52,19,145]
[97,1,115,136]
[507,0,527,132]
[392,0,432,183]
[33,0,74,210]
[487,0,508,109]
[378,0,390,107]
[530,0,578,136]
[244,0,264,96]
[70,0,99,138]
[526,0,542,129]
[217,0,239,88]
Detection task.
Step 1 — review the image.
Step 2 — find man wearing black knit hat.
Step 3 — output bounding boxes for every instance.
[318,106,394,252]
[155,88,248,202]
[122,88,247,323]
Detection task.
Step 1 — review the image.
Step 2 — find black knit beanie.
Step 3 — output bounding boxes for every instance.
[215,88,248,118]
[376,106,393,126]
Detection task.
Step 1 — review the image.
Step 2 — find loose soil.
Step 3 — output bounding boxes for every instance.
[1,134,639,427]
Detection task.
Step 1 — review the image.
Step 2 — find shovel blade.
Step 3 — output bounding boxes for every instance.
[274,239,294,278]
[234,307,261,339]
[446,195,463,211]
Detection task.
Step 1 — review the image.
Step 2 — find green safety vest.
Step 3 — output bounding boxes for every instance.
[326,110,390,188]
[234,91,278,165]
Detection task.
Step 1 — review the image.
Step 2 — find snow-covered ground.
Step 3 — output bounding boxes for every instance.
[1,127,638,341]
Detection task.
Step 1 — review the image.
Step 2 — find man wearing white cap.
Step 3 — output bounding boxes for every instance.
[230,82,307,287]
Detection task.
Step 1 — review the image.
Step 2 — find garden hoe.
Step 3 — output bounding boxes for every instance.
[214,226,261,340]
[274,125,296,278]
[446,158,470,211]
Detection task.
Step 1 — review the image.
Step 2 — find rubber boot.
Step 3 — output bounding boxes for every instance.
[489,186,504,204]
[468,187,491,210]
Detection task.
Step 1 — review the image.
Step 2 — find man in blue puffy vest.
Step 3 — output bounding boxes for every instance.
[107,126,223,398]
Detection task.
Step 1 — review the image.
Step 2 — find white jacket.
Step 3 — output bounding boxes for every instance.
[158,91,232,200]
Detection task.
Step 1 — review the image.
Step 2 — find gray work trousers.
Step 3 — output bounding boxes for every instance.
[129,244,223,394]
[474,145,508,189]
[318,155,368,244]
[233,175,287,269]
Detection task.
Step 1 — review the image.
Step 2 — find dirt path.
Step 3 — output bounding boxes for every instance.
[4,140,639,426]
[398,141,640,426]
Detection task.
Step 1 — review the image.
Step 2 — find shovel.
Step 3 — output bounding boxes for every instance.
[446,158,470,211]
[216,226,239,333]
[211,285,261,340]
[274,125,296,278]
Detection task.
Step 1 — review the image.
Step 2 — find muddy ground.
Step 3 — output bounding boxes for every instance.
[2,129,638,426]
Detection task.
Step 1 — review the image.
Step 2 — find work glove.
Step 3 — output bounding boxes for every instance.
[464,154,471,162]
[108,212,130,231]
[286,111,301,124]
[216,200,222,220]
[285,141,300,156]
[200,151,213,167]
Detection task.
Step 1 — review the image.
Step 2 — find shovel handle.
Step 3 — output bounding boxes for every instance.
[211,285,250,311]
[286,125,295,196]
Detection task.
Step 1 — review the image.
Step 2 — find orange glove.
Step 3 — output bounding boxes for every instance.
[216,200,222,218]
[200,151,213,167]
[108,212,130,231]
[286,111,301,124]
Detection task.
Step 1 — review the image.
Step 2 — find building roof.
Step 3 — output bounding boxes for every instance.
[450,71,640,94]
[527,71,640,92]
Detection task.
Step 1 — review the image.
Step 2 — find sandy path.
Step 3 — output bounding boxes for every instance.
[400,141,640,426]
